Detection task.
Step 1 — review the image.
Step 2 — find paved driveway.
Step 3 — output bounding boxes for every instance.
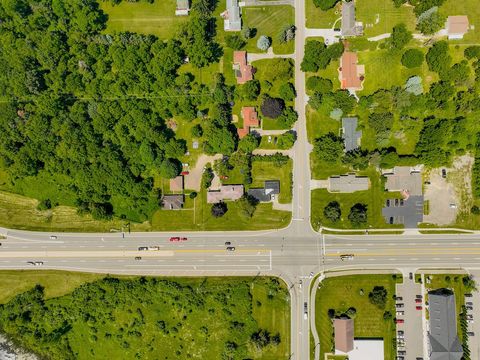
[395,272,425,360]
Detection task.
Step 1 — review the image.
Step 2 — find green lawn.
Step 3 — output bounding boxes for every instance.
[259,134,294,150]
[252,159,293,203]
[99,0,187,38]
[315,275,397,360]
[0,273,290,360]
[305,0,341,29]
[356,0,416,37]
[151,189,291,231]
[243,6,295,54]
[310,168,403,230]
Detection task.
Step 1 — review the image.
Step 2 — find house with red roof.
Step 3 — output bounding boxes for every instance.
[237,107,259,138]
[233,51,253,84]
[339,51,364,91]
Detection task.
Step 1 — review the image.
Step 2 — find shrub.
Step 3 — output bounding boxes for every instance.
[368,286,387,309]
[348,203,368,226]
[279,82,296,101]
[225,34,245,50]
[211,202,228,217]
[306,76,333,93]
[261,97,285,119]
[324,201,341,222]
[257,35,271,51]
[37,199,52,211]
[312,0,340,11]
[471,205,480,215]
[465,46,480,60]
[390,23,412,49]
[401,49,424,68]
[277,131,296,149]
[189,192,197,199]
[191,124,203,137]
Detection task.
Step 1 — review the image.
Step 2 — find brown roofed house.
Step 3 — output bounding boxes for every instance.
[207,185,244,203]
[334,318,354,353]
[233,51,253,84]
[162,194,184,210]
[237,107,259,138]
[446,16,469,39]
[169,176,184,192]
[339,51,364,91]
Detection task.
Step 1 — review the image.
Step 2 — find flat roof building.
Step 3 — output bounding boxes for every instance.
[207,185,244,203]
[342,117,362,152]
[384,166,422,197]
[222,0,242,31]
[329,174,369,193]
[428,289,463,360]
[341,0,363,37]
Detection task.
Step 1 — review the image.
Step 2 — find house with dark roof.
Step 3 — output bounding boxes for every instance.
[247,180,280,202]
[221,0,242,31]
[233,51,253,84]
[334,318,354,353]
[162,194,184,210]
[339,51,364,91]
[238,106,259,138]
[341,0,363,37]
[342,117,361,152]
[175,0,190,16]
[428,289,463,360]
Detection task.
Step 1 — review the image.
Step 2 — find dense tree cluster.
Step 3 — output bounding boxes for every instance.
[301,40,344,72]
[0,1,232,221]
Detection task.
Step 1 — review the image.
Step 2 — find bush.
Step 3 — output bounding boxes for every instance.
[201,167,214,189]
[465,46,480,60]
[211,202,228,217]
[312,0,340,11]
[390,23,412,49]
[242,26,255,39]
[261,97,285,119]
[276,107,298,128]
[279,82,296,101]
[368,286,387,309]
[257,35,271,51]
[276,131,296,149]
[37,199,52,211]
[401,49,424,68]
[471,205,480,215]
[191,124,203,138]
[306,76,333,93]
[225,34,245,50]
[189,192,197,199]
[324,201,341,222]
[348,203,368,226]
[279,25,295,43]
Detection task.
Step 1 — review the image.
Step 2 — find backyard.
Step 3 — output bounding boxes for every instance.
[0,273,290,360]
[314,275,397,360]
[243,6,295,54]
[251,159,293,203]
[99,0,187,38]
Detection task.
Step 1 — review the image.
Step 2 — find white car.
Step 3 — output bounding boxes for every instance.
[27,261,43,266]
[49,235,57,239]
[340,254,354,261]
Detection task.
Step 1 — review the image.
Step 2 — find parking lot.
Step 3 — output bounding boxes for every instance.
[395,271,425,360]
[467,271,480,360]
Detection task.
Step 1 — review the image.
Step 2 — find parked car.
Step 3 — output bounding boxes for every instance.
[467,314,474,320]
[466,306,473,311]
[399,199,404,206]
[465,293,473,297]
[180,171,189,176]
[467,332,475,336]
[398,350,406,355]
[449,203,457,209]
[409,272,413,280]
[396,303,404,308]
[395,319,404,324]
[225,241,231,246]
[397,330,404,336]
[466,301,473,306]
[415,299,422,303]
[416,294,423,299]
[416,306,422,310]
[396,311,404,316]
[386,199,390,207]
[442,169,447,178]
[396,296,403,301]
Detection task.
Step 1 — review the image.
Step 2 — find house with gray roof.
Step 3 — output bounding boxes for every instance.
[221,0,242,31]
[328,174,369,193]
[428,289,463,360]
[247,180,280,202]
[342,117,362,152]
[162,195,184,210]
[341,0,363,37]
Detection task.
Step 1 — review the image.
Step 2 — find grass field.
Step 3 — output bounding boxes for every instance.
[243,6,295,54]
[356,0,416,37]
[305,0,341,29]
[315,275,397,360]
[0,273,290,360]
[99,1,187,38]
[310,168,403,230]
[251,159,293,203]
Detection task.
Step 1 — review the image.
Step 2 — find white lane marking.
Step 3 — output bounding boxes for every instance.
[433,258,441,260]
[454,258,461,260]
[409,258,419,261]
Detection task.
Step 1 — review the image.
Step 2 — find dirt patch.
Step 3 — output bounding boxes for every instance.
[423,155,473,226]
[184,154,222,191]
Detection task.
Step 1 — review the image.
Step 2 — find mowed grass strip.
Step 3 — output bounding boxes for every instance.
[99,0,187,38]
[315,275,397,359]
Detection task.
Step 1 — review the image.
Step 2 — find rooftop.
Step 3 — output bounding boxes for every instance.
[342,117,362,152]
[340,51,363,90]
[341,0,356,36]
[336,339,384,360]
[223,0,242,31]
[162,194,184,210]
[328,174,369,193]
[446,16,469,35]
[428,289,463,360]
[233,51,253,84]
[334,318,354,353]
[384,166,422,197]
[207,185,244,203]
[237,107,259,138]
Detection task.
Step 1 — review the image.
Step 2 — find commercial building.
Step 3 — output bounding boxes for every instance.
[221,0,242,31]
[328,174,369,193]
[428,289,463,360]
[334,318,354,353]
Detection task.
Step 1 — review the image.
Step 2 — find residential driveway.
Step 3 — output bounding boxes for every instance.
[423,169,457,226]
[247,49,294,62]
[305,28,340,43]
[310,179,328,190]
[395,271,425,360]
[184,154,222,191]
